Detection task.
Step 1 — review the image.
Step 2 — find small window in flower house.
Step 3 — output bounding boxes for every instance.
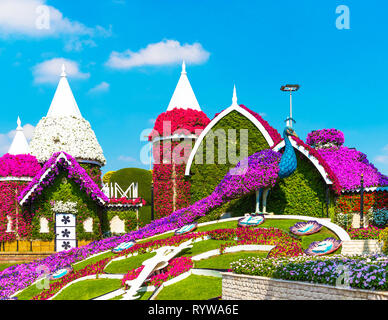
[39,217,49,233]
[6,216,13,233]
[83,217,93,233]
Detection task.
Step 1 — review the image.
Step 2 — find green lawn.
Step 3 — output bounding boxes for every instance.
[72,251,114,271]
[0,262,18,272]
[155,275,221,300]
[108,290,153,300]
[178,239,231,258]
[53,278,122,300]
[194,251,268,269]
[17,279,59,300]
[104,252,156,274]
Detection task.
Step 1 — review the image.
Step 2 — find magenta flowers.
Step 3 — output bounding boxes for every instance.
[0,154,41,178]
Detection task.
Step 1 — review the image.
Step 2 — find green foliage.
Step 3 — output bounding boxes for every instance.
[267,150,332,217]
[155,275,221,300]
[190,111,270,221]
[110,168,152,203]
[102,171,115,185]
[31,171,102,241]
[106,209,139,234]
[379,228,388,255]
[79,163,102,187]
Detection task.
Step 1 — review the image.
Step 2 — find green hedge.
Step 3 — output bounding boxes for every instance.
[110,168,152,203]
[189,111,270,222]
[267,150,333,217]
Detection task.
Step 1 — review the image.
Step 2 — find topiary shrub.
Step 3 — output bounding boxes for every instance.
[267,150,331,217]
[379,227,388,255]
[110,168,152,203]
[189,110,271,221]
[102,171,116,185]
[373,208,388,228]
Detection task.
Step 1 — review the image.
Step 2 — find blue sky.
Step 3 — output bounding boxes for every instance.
[0,0,387,175]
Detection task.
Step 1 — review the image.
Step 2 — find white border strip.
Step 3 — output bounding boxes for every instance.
[184,105,275,176]
[272,139,332,185]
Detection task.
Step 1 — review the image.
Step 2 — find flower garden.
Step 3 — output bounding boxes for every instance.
[0,64,387,301]
[1,217,349,300]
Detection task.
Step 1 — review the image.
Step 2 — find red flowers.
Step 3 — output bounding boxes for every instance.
[109,198,146,206]
[148,108,210,141]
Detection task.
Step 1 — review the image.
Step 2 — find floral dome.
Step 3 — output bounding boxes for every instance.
[29,116,106,165]
[29,65,106,166]
[306,129,345,149]
[149,108,210,141]
[0,153,41,178]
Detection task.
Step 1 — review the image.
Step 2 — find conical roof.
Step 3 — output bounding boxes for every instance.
[167,62,201,111]
[29,65,106,165]
[8,117,30,155]
[46,64,82,118]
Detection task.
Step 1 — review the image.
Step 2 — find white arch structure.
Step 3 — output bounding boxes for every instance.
[184,104,275,176]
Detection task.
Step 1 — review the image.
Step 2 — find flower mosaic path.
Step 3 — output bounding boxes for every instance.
[8,218,342,300]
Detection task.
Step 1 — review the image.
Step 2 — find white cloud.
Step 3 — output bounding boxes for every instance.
[8,123,35,140]
[88,82,110,94]
[0,123,35,155]
[375,155,388,165]
[106,39,210,69]
[374,145,388,167]
[259,112,267,117]
[118,155,136,162]
[0,0,111,50]
[33,58,90,84]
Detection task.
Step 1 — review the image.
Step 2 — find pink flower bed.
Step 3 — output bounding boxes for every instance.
[108,197,146,206]
[317,146,388,191]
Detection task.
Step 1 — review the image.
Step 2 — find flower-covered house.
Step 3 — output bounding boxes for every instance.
[0,66,144,253]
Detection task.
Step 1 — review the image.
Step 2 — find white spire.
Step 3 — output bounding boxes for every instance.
[8,117,30,155]
[46,64,82,118]
[167,61,201,111]
[231,84,239,107]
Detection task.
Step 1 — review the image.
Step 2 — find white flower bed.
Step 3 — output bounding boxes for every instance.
[51,201,77,213]
[29,116,106,165]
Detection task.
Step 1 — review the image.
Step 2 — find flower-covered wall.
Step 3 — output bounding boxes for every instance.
[79,163,102,188]
[29,171,104,241]
[267,149,333,217]
[189,110,273,221]
[0,181,32,242]
[152,140,192,219]
[0,154,41,242]
[150,108,210,219]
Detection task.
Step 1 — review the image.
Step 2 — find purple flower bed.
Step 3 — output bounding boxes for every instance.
[317,146,388,191]
[0,154,41,178]
[0,149,281,298]
[232,254,388,291]
[17,151,108,204]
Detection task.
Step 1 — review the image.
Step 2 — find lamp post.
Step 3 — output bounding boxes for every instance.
[360,173,364,228]
[144,135,155,221]
[280,84,300,128]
